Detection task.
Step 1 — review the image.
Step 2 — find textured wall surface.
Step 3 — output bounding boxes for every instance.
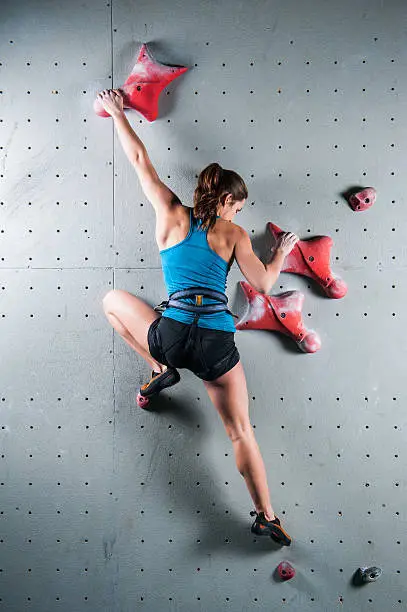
[1,0,406,610]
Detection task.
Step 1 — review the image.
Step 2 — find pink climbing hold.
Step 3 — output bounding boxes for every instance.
[348,187,376,212]
[268,223,347,299]
[94,43,189,122]
[136,392,150,409]
[235,281,321,353]
[277,561,295,581]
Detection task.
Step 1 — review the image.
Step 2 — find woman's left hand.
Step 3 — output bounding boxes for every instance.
[97,89,124,117]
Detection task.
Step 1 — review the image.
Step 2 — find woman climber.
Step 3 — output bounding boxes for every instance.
[99,88,299,546]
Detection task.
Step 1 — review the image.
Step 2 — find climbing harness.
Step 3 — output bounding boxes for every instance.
[136,287,238,409]
[154,286,238,318]
[154,286,239,353]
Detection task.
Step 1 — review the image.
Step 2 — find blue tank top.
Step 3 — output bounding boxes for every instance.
[159,207,236,332]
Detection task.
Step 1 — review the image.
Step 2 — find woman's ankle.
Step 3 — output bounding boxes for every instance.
[262,509,275,521]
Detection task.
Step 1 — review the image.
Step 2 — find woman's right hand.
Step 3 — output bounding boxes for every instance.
[97,89,124,117]
[275,232,299,256]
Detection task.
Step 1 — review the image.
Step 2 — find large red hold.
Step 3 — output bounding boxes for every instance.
[268,223,347,299]
[235,281,321,353]
[94,43,189,122]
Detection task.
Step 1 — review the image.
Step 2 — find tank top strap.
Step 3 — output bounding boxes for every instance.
[188,207,197,238]
[190,209,220,233]
[190,206,195,228]
[191,208,203,232]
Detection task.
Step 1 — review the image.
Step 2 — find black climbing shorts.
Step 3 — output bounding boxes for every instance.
[147,316,240,382]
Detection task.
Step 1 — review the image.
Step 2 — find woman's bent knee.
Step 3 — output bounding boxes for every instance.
[102,289,119,310]
[102,289,136,313]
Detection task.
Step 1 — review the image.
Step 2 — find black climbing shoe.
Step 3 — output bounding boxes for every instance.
[139,367,180,398]
[250,510,292,546]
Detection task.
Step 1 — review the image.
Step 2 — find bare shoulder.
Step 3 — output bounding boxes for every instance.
[156,202,203,251]
[213,216,242,235]
[226,220,244,242]
[211,218,242,266]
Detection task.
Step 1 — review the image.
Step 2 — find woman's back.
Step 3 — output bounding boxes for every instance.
[157,205,240,332]
[156,204,238,265]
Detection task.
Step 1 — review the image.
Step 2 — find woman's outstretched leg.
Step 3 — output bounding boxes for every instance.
[203,361,275,521]
[229,427,275,521]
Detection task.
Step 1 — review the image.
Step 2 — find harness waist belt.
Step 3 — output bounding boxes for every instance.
[170,287,228,304]
[154,287,239,319]
[169,299,227,314]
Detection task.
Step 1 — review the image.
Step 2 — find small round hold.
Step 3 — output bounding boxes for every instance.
[136,392,150,409]
[348,187,376,212]
[358,566,382,582]
[277,561,295,581]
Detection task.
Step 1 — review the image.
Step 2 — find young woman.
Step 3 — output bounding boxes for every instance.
[99,89,299,546]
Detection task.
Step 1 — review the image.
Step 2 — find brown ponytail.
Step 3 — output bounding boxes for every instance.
[193,162,248,231]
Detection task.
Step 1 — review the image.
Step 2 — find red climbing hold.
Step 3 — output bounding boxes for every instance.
[136,392,150,409]
[235,281,321,353]
[348,187,376,212]
[268,223,347,299]
[277,561,295,581]
[94,43,189,122]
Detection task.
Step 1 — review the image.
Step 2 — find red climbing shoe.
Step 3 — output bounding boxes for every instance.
[250,510,292,546]
[136,367,180,408]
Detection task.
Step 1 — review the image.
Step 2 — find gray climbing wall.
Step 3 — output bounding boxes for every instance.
[1,0,406,609]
